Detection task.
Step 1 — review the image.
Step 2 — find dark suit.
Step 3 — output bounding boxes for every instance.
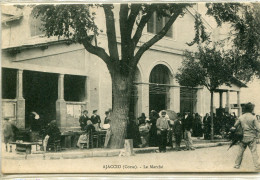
[91,115,101,126]
[79,115,90,130]
[182,114,194,150]
[183,115,193,131]
[173,119,182,150]
[104,117,110,124]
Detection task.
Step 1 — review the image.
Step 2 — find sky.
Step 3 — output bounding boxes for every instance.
[240,78,260,115]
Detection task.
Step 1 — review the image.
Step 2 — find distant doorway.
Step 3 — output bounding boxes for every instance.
[180,87,197,114]
[149,64,172,113]
[23,71,58,128]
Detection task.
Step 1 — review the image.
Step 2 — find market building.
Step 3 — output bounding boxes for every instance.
[1,5,246,132]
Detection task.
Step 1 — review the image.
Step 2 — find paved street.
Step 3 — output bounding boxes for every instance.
[2,144,260,173]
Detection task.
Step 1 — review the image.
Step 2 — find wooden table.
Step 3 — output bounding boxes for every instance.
[10,141,42,159]
[61,130,107,149]
[61,131,83,149]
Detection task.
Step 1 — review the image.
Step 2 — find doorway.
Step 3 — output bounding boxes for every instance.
[149,64,171,113]
[23,70,58,128]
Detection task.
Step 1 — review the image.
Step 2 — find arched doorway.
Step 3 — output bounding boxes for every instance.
[149,64,172,113]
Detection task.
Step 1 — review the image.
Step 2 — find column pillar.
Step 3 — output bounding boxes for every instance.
[83,76,89,110]
[16,69,25,129]
[141,83,149,117]
[57,74,64,100]
[196,88,203,115]
[225,90,231,113]
[169,87,180,113]
[237,91,241,116]
[219,92,223,109]
[56,74,67,130]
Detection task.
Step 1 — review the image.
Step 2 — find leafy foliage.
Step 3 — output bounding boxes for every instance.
[176,44,234,91]
[175,51,206,88]
[187,13,211,46]
[206,3,260,81]
[206,3,241,26]
[32,5,98,44]
[32,3,191,76]
[231,4,260,81]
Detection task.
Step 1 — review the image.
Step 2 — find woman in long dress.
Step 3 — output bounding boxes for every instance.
[77,120,95,148]
[149,110,159,147]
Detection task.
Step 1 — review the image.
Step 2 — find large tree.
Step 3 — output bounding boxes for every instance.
[176,3,260,140]
[32,3,259,148]
[176,44,234,140]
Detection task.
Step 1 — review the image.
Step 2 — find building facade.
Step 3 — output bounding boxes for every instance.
[1,5,245,131]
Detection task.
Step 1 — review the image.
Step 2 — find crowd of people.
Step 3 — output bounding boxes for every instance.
[75,108,240,152]
[125,109,239,153]
[0,107,242,153]
[3,102,260,170]
[79,110,102,131]
[203,111,237,140]
[77,109,112,148]
[2,111,62,152]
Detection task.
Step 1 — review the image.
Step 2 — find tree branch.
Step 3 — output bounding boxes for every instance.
[132,6,155,47]
[120,4,142,66]
[120,4,130,61]
[103,5,119,61]
[82,39,111,66]
[127,4,141,37]
[204,82,211,91]
[132,8,183,67]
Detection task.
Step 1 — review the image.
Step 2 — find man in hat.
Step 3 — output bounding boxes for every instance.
[79,110,90,130]
[91,110,101,131]
[183,111,195,151]
[233,102,260,170]
[156,110,170,153]
[173,113,183,151]
[3,118,14,152]
[104,111,110,124]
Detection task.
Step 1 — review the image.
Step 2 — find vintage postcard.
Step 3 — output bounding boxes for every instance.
[1,2,260,174]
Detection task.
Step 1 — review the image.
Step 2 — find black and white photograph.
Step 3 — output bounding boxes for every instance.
[1,2,260,174]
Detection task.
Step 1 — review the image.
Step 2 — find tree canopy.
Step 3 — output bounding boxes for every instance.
[206,3,260,82]
[176,43,234,91]
[32,4,192,75]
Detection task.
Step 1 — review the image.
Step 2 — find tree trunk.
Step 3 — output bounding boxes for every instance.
[210,91,214,140]
[109,73,133,149]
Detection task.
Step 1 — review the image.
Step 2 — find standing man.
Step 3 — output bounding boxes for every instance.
[173,113,183,151]
[156,110,170,153]
[233,103,260,170]
[149,110,159,147]
[91,110,101,131]
[3,118,14,152]
[79,110,89,130]
[183,111,195,151]
[104,111,110,124]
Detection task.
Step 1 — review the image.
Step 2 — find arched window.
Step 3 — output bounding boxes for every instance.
[30,14,44,37]
[149,64,172,112]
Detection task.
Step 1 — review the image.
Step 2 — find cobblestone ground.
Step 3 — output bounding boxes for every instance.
[2,144,260,174]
